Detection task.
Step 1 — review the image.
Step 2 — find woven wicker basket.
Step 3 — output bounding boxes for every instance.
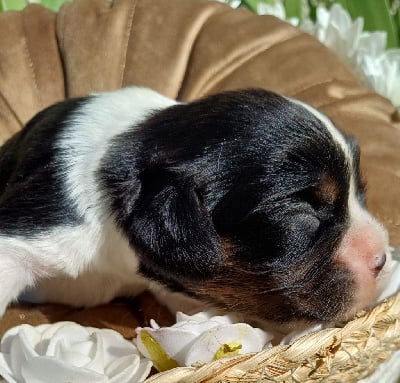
[144,292,400,383]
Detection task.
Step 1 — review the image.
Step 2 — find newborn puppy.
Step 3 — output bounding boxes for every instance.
[0,87,390,323]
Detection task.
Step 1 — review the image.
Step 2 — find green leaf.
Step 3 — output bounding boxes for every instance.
[39,0,70,11]
[331,0,348,8]
[241,0,267,13]
[242,0,276,13]
[398,17,400,47]
[395,1,400,43]
[308,3,317,22]
[345,0,399,48]
[284,0,302,20]
[0,0,27,11]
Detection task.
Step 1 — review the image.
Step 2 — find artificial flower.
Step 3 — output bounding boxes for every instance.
[135,311,272,371]
[256,0,300,27]
[220,1,400,108]
[257,0,286,20]
[0,322,152,383]
[300,4,400,107]
[216,0,242,8]
[377,248,400,302]
[357,48,400,107]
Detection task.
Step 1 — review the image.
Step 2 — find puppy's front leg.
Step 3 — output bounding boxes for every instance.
[0,238,39,316]
[0,226,103,316]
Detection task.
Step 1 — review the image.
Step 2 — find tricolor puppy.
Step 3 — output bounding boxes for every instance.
[0,87,390,323]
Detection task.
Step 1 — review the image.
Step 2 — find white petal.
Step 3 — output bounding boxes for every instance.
[316,6,330,29]
[176,311,236,326]
[257,1,286,20]
[14,328,40,360]
[69,338,96,359]
[287,17,300,27]
[107,354,152,383]
[106,354,138,379]
[346,18,363,56]
[35,322,66,336]
[300,19,316,35]
[330,3,352,31]
[0,353,17,383]
[254,328,273,347]
[9,329,36,381]
[176,311,211,323]
[207,314,239,325]
[280,324,325,345]
[55,339,93,369]
[172,319,223,333]
[1,325,40,355]
[131,358,153,382]
[228,0,241,8]
[98,329,141,368]
[82,333,105,373]
[185,324,269,366]
[20,356,109,383]
[149,319,160,329]
[359,32,387,57]
[37,322,77,344]
[45,323,90,357]
[136,327,197,366]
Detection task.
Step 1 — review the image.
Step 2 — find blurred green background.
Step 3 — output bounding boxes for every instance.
[1,0,399,49]
[240,0,400,49]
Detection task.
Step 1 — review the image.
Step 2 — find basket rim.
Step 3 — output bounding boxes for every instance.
[145,292,400,383]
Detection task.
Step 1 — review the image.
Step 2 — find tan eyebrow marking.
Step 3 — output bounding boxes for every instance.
[314,173,339,205]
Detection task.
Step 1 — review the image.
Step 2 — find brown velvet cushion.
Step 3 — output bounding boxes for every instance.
[0,0,399,337]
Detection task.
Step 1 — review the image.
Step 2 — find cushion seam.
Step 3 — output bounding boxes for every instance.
[193,29,302,98]
[20,10,42,111]
[176,5,235,100]
[317,92,389,110]
[120,0,138,88]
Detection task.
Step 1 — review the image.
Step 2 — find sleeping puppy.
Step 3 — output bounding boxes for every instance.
[0,87,390,324]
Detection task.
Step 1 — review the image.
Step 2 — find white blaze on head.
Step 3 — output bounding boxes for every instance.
[289,97,390,318]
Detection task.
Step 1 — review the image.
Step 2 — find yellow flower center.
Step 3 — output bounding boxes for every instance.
[213,343,242,360]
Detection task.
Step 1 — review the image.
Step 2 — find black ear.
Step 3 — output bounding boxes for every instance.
[128,167,223,281]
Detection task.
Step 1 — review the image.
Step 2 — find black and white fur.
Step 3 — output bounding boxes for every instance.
[0,87,390,323]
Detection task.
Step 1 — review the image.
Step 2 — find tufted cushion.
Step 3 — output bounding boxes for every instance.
[0,0,399,336]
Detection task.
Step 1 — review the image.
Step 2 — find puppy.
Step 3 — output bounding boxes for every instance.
[0,87,390,323]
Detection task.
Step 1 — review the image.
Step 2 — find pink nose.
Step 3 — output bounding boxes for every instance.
[371,253,386,277]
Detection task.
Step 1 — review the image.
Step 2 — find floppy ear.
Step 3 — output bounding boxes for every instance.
[129,167,223,281]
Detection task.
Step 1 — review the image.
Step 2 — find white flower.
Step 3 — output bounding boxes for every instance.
[219,1,400,105]
[257,0,286,20]
[378,248,400,301]
[279,323,325,345]
[215,0,242,8]
[0,322,152,383]
[357,48,400,107]
[135,311,272,370]
[300,4,400,107]
[257,0,300,27]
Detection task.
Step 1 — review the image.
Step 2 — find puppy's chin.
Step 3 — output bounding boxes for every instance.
[336,254,393,323]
